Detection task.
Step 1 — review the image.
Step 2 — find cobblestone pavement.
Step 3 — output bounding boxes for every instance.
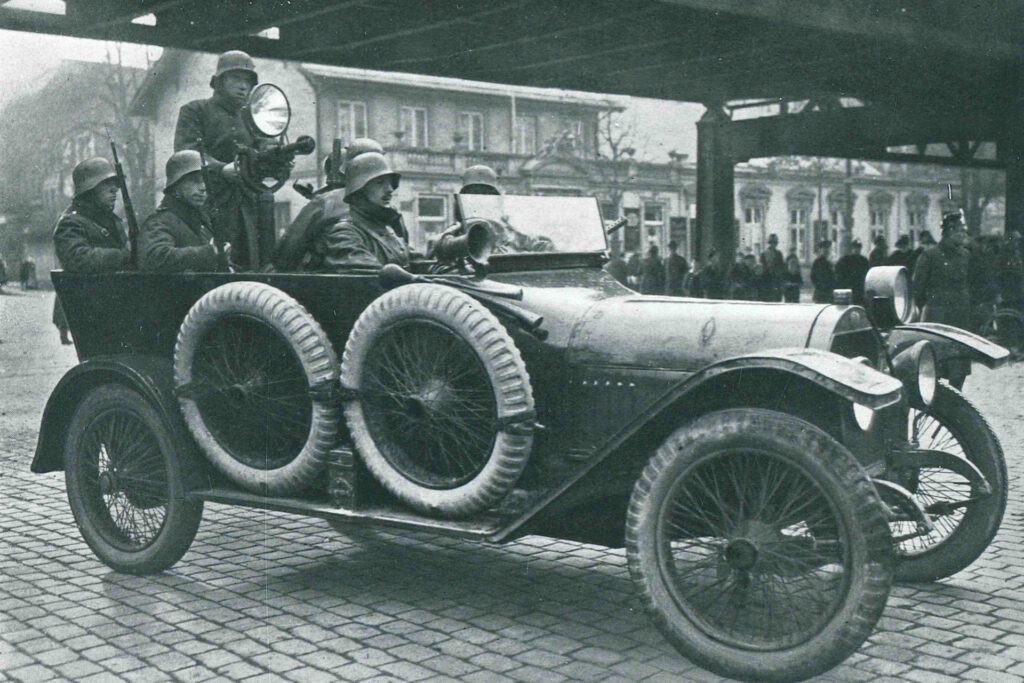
[1,289,1023,683]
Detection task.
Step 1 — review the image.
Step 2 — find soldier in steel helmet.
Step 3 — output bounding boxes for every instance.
[453,164,552,253]
[52,157,131,345]
[173,50,260,269]
[314,152,413,269]
[138,151,230,273]
[272,138,386,271]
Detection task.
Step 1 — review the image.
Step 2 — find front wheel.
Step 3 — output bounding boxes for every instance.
[626,409,893,683]
[65,385,203,574]
[893,383,1007,582]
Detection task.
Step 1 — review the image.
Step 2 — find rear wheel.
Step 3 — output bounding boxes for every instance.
[64,385,203,574]
[893,383,1007,582]
[626,409,893,683]
[977,307,1024,353]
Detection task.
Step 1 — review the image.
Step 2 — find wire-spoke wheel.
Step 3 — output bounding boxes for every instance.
[65,385,202,574]
[627,409,892,683]
[175,282,339,495]
[892,383,1007,582]
[343,284,533,517]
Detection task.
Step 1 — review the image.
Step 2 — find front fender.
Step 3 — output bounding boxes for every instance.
[888,323,1009,369]
[31,355,195,476]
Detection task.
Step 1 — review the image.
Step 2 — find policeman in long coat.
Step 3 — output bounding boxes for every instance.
[52,157,131,344]
[174,50,260,269]
[272,138,386,271]
[139,151,228,273]
[913,210,971,388]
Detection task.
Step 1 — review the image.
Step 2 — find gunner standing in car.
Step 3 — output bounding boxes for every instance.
[174,50,259,269]
[138,151,230,273]
[315,152,412,269]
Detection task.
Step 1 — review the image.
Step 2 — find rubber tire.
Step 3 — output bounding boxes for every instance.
[65,385,203,575]
[626,409,893,683]
[175,281,339,495]
[342,283,534,517]
[895,383,1008,583]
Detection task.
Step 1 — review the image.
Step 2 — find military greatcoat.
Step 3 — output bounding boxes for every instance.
[138,195,220,273]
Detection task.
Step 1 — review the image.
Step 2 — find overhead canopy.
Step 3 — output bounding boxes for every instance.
[3,0,1021,112]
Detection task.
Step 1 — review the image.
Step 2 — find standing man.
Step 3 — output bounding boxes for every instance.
[760,233,784,302]
[910,230,935,275]
[664,240,688,296]
[913,210,972,388]
[53,157,132,344]
[604,241,629,285]
[835,238,870,304]
[139,151,229,273]
[810,240,835,303]
[272,138,386,271]
[639,243,664,295]
[888,234,912,268]
[869,235,888,268]
[174,50,260,270]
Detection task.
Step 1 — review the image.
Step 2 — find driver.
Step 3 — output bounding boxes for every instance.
[456,165,552,254]
[173,50,260,270]
[314,152,414,270]
[272,138,386,271]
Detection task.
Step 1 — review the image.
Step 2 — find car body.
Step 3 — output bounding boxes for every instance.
[32,192,1010,683]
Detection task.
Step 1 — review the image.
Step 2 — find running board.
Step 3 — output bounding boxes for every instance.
[191,487,503,540]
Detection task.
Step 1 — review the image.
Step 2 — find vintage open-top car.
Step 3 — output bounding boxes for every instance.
[31,87,1011,683]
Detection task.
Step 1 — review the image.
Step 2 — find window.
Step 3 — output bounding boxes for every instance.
[643,202,665,242]
[600,200,618,221]
[459,111,484,151]
[401,106,428,147]
[830,210,839,226]
[908,210,925,227]
[337,101,367,144]
[515,115,536,155]
[870,210,886,227]
[790,208,808,225]
[417,195,448,244]
[560,117,593,156]
[744,207,763,224]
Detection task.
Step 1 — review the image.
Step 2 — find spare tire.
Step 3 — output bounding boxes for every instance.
[341,283,534,517]
[175,282,339,495]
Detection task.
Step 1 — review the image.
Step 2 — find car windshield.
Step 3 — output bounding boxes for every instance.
[456,194,607,254]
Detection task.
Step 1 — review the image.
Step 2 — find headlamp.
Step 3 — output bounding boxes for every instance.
[864,266,912,328]
[891,340,937,408]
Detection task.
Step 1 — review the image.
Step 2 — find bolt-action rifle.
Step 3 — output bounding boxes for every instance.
[197,140,229,271]
[108,140,140,269]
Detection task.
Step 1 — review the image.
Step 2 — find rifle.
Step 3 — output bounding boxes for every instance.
[197,140,229,271]
[108,139,140,269]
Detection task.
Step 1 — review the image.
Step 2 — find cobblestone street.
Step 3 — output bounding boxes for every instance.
[1,289,1023,683]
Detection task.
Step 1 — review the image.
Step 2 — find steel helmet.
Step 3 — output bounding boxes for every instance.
[72,157,117,197]
[212,50,257,85]
[345,138,385,164]
[460,164,501,194]
[164,150,204,190]
[344,152,401,199]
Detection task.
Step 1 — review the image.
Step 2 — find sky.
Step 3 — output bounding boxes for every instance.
[0,28,704,162]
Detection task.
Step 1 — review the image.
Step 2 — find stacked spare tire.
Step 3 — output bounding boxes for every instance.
[174,281,534,517]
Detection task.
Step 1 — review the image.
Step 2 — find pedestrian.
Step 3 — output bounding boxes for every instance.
[784,246,800,273]
[888,234,912,269]
[783,257,803,303]
[139,150,230,273]
[760,233,784,302]
[810,240,835,303]
[52,157,131,345]
[625,251,641,289]
[869,235,888,268]
[605,242,629,286]
[731,252,757,300]
[174,50,263,270]
[664,240,688,296]
[639,243,664,295]
[19,257,36,290]
[315,152,411,269]
[909,230,935,275]
[835,238,870,305]
[699,249,729,300]
[0,255,8,293]
[913,210,971,388]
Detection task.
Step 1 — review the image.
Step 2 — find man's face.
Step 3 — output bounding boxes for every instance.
[362,176,394,208]
[173,173,207,208]
[91,178,119,212]
[218,71,254,103]
[947,228,968,247]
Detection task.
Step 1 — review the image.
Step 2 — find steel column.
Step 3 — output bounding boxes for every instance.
[696,106,736,264]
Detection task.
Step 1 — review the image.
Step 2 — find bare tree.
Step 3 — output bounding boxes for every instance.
[960,168,1005,236]
[103,43,155,218]
[592,108,649,217]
